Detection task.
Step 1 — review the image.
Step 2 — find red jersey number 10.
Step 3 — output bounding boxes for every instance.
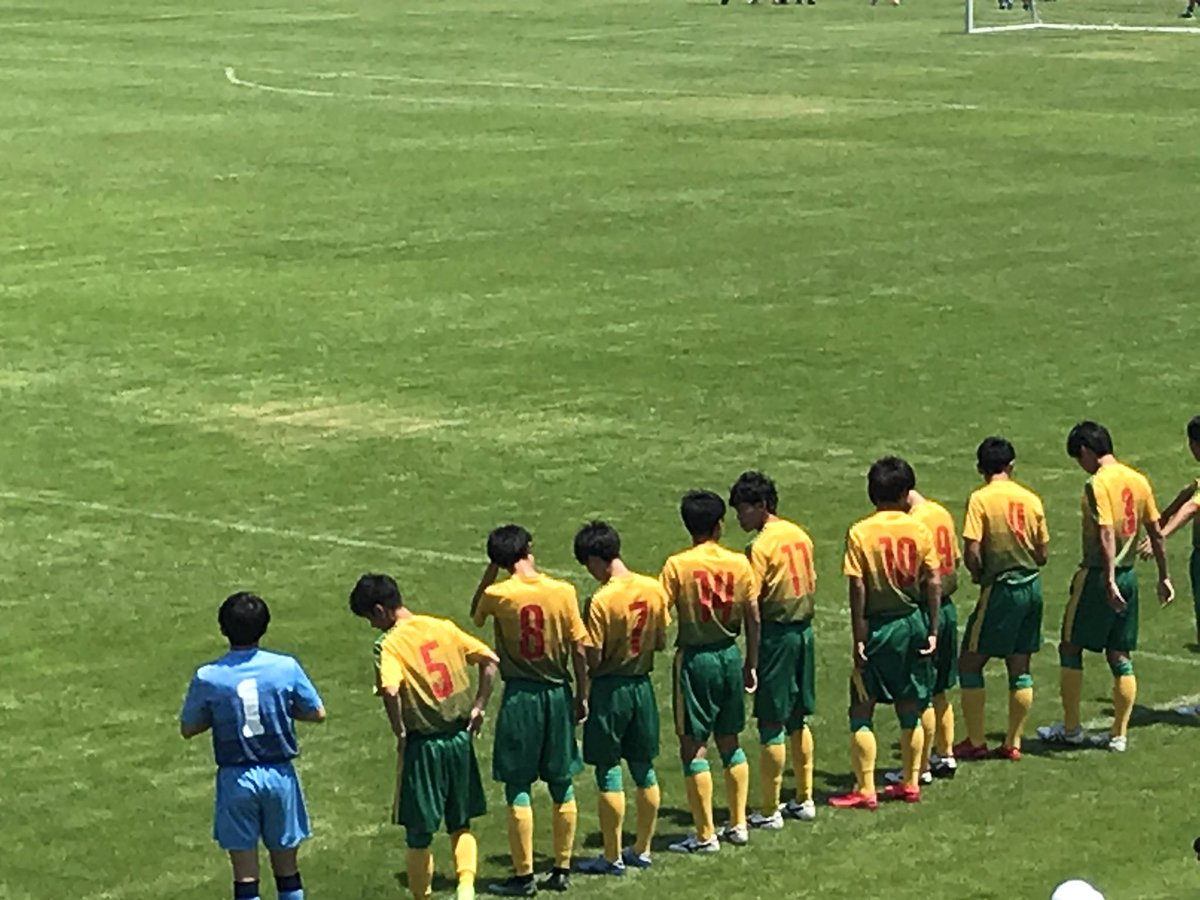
[879,536,919,588]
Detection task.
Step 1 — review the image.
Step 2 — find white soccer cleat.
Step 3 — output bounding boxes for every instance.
[747,810,784,830]
[781,799,817,821]
[883,769,933,786]
[1175,704,1200,717]
[668,833,720,854]
[1089,733,1127,752]
[720,824,750,846]
[1037,722,1085,745]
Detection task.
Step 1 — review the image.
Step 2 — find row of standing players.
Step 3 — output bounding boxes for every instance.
[179,417,1200,900]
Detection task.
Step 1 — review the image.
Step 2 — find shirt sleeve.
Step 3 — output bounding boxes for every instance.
[1033,499,1050,545]
[962,494,985,542]
[290,660,324,715]
[472,590,495,628]
[656,584,672,627]
[378,640,406,692]
[454,623,495,661]
[1091,482,1114,527]
[917,524,940,574]
[584,594,606,649]
[659,561,679,609]
[1192,478,1200,505]
[179,673,211,728]
[842,530,864,578]
[748,541,770,588]
[565,588,588,643]
[739,559,761,608]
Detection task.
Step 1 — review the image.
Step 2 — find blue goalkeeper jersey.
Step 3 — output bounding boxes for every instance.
[180,648,323,767]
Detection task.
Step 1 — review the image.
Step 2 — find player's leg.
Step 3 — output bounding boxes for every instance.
[713,644,750,844]
[490,682,542,896]
[259,764,311,900]
[783,623,817,820]
[930,599,958,776]
[229,852,261,900]
[403,832,436,900]
[956,585,993,758]
[443,730,488,900]
[579,677,626,874]
[750,622,792,829]
[670,649,719,853]
[999,576,1042,759]
[542,684,583,890]
[394,736,439,900]
[216,767,265,900]
[828,684,878,809]
[1039,570,1092,744]
[886,611,930,801]
[1190,548,1200,644]
[1097,570,1139,751]
[622,677,661,868]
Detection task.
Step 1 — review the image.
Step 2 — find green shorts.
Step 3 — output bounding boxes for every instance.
[583,675,659,767]
[492,680,583,785]
[926,599,958,696]
[753,620,815,730]
[1190,548,1200,621]
[963,572,1043,659]
[1062,567,1139,653]
[395,728,487,835]
[673,640,745,742]
[850,607,934,707]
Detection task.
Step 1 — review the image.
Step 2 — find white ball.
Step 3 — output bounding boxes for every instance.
[1051,881,1105,900]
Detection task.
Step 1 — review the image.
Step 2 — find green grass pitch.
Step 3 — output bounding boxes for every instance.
[3,0,1200,897]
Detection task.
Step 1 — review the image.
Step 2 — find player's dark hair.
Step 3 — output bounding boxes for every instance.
[1066,421,1113,459]
[867,456,916,505]
[218,592,270,646]
[680,490,725,538]
[487,524,533,568]
[977,436,1016,475]
[348,573,403,617]
[728,471,778,514]
[1187,416,1200,444]
[573,521,621,564]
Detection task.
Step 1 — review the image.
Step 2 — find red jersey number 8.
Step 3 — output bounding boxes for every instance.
[519,605,546,661]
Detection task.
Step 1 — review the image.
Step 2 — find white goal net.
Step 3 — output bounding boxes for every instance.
[966,0,1200,33]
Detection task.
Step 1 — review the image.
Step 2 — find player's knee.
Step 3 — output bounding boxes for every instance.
[960,671,985,689]
[849,718,873,733]
[1058,648,1083,670]
[684,757,710,777]
[1108,656,1133,677]
[504,784,533,807]
[405,830,434,850]
[897,709,921,730]
[1009,673,1033,691]
[719,746,747,769]
[757,723,786,746]
[548,780,574,805]
[594,765,623,793]
[629,762,657,789]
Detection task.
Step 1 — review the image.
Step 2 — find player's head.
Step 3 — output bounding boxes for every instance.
[977,436,1016,478]
[1066,421,1113,473]
[348,573,404,630]
[487,524,533,570]
[867,456,916,508]
[681,490,725,541]
[1187,416,1200,461]
[218,591,270,647]
[573,520,621,582]
[729,471,778,533]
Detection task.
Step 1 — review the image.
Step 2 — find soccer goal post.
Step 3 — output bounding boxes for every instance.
[965,0,1200,34]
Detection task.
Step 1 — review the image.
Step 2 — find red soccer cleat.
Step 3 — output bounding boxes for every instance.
[952,739,990,761]
[827,791,879,811]
[882,783,921,803]
[993,745,1021,761]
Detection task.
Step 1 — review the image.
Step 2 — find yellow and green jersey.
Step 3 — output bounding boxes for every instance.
[843,510,940,619]
[1080,461,1160,569]
[747,517,817,624]
[660,541,759,648]
[962,479,1049,584]
[1192,476,1200,549]
[377,615,493,737]
[583,572,671,678]
[473,573,586,684]
[909,499,960,598]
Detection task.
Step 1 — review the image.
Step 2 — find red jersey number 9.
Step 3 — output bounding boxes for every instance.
[934,527,955,576]
[1120,487,1137,537]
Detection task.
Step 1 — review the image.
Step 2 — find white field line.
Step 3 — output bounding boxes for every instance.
[565,24,701,42]
[0,9,355,29]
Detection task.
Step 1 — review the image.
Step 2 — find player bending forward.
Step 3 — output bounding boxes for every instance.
[728,471,819,827]
[954,437,1049,762]
[661,490,761,853]
[180,592,326,900]
[473,525,589,895]
[1038,422,1173,752]
[572,521,670,876]
[349,574,498,900]
[830,457,941,810]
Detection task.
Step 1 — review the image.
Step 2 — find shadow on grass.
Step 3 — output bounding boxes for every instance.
[394,871,458,893]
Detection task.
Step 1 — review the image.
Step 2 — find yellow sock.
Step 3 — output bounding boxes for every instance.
[1006,688,1033,749]
[633,784,660,856]
[451,830,477,886]
[1112,675,1137,738]
[933,693,955,756]
[759,743,786,814]
[406,848,433,900]
[901,727,923,789]
[961,687,986,746]
[597,792,624,863]
[790,727,814,803]
[1061,667,1084,731]
[552,801,577,870]
[684,770,715,841]
[850,730,877,796]
[506,805,534,876]
[919,706,936,772]
[723,761,749,828]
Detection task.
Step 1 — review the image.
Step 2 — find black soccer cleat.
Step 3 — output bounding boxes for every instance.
[538,870,571,893]
[488,876,537,897]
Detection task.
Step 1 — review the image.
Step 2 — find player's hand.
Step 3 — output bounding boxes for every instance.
[396,734,407,755]
[1137,536,1154,561]
[1105,581,1128,613]
[852,641,867,669]
[919,635,938,656]
[467,706,486,736]
[1158,577,1176,607]
[743,663,758,694]
[574,697,589,724]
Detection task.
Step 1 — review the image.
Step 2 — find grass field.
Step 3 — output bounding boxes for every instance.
[3,1,1200,898]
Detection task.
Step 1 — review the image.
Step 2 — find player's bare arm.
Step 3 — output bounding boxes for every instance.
[1031,535,1049,567]
[571,640,590,723]
[180,721,210,739]
[469,562,501,617]
[653,627,668,652]
[466,648,500,735]
[963,538,984,584]
[1098,524,1126,612]
[381,688,407,746]
[921,570,942,656]
[1143,520,1175,606]
[292,706,327,724]
[743,593,761,694]
[848,576,868,668]
[1138,493,1199,557]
